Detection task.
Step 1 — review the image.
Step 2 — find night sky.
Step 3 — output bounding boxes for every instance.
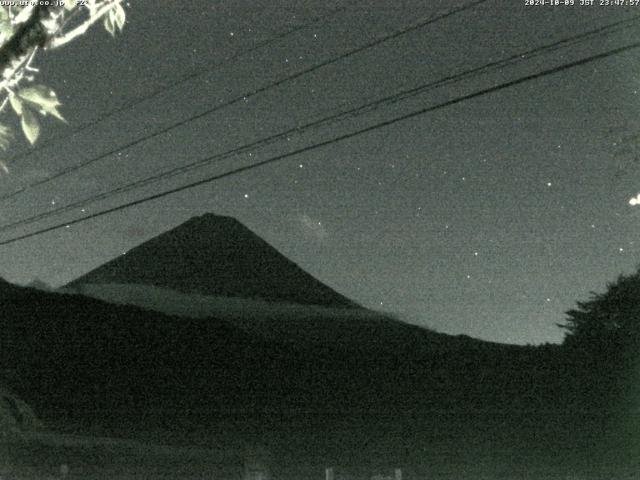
[0,0,638,345]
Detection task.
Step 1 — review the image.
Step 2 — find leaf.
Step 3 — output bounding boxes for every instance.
[20,108,40,145]
[113,4,126,31]
[18,85,61,109]
[103,13,116,36]
[104,4,126,36]
[9,93,22,116]
[49,106,65,122]
[40,104,66,123]
[0,7,12,40]
[0,160,9,174]
[17,86,65,123]
[0,122,12,151]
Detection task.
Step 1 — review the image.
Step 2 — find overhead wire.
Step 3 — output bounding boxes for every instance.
[0,0,491,201]
[1,39,638,246]
[2,15,638,234]
[0,4,347,170]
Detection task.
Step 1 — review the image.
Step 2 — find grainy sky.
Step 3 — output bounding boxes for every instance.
[0,0,639,344]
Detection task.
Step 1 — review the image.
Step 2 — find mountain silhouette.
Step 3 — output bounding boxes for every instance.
[67,213,357,308]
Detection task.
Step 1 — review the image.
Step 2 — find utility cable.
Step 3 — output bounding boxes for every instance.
[0,0,491,200]
[1,16,636,233]
[1,39,637,246]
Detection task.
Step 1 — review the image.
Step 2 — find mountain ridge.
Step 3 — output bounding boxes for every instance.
[66,213,358,308]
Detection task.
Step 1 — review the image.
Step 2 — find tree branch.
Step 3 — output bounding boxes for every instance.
[49,0,124,49]
[12,6,36,27]
[0,5,64,84]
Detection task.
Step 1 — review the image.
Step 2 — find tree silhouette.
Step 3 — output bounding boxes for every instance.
[560,268,640,362]
[559,269,640,457]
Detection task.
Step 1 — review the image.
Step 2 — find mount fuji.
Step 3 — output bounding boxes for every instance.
[66,213,358,309]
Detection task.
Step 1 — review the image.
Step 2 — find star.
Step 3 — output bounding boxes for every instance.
[299,214,327,240]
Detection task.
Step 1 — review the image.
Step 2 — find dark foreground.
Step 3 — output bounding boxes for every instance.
[2,403,638,480]
[1,282,638,479]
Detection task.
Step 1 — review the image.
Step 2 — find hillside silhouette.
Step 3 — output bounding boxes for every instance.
[1,227,638,477]
[1,277,603,478]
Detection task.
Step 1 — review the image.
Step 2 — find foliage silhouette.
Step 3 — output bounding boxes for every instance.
[560,267,640,362]
[559,268,640,462]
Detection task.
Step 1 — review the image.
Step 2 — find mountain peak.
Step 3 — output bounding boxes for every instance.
[67,213,358,308]
[186,212,240,225]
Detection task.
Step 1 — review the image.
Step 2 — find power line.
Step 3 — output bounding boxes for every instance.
[0,5,346,199]
[0,0,491,201]
[362,14,640,114]
[1,39,638,247]
[2,16,637,234]
[0,5,347,169]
